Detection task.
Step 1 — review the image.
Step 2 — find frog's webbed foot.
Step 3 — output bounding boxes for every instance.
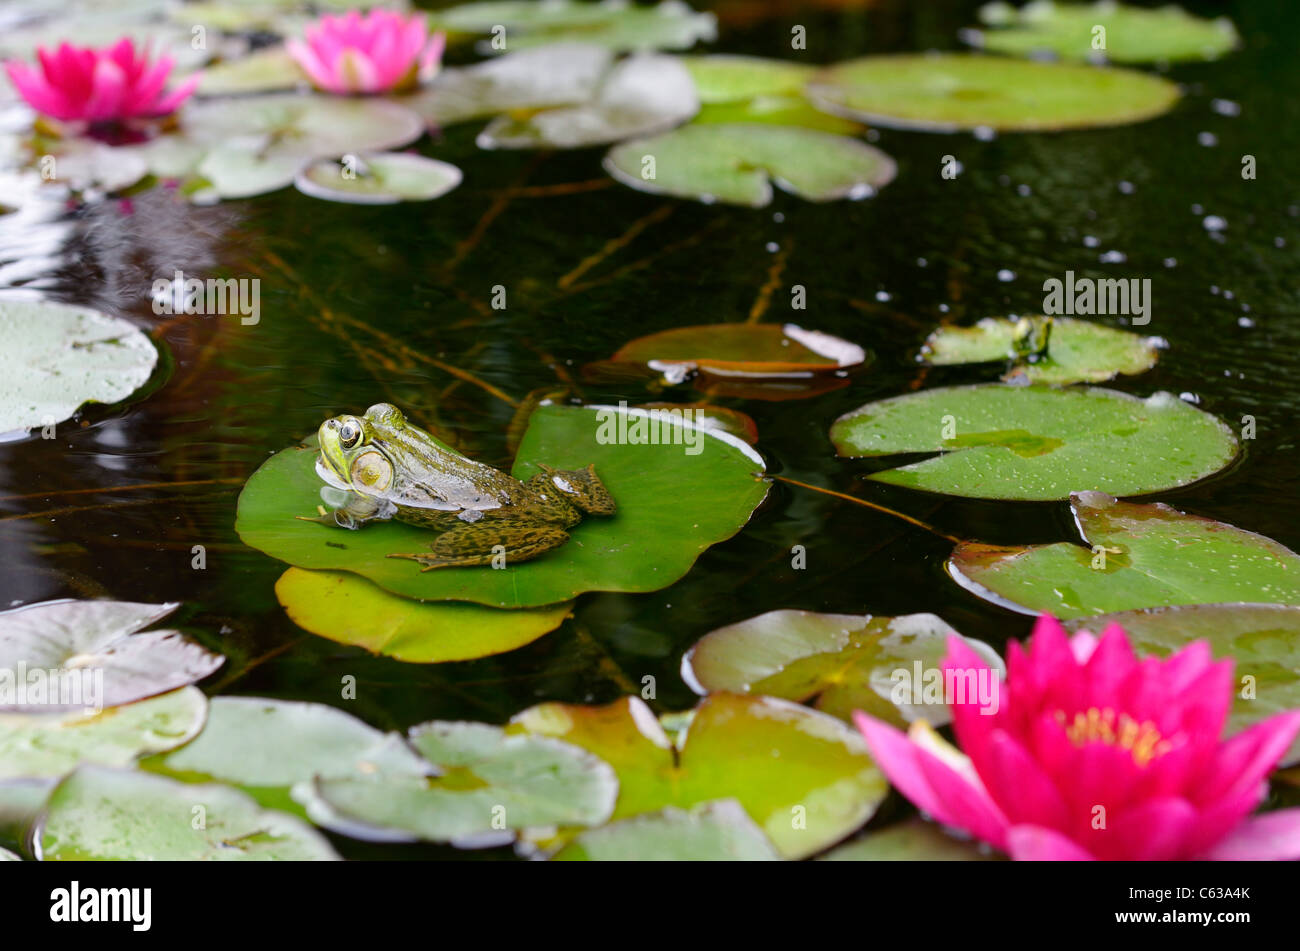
[533,463,616,516]
[387,522,571,571]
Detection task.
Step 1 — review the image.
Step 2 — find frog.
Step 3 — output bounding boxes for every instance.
[311,402,616,570]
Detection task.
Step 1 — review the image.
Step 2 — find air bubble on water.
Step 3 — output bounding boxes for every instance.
[1211,98,1241,117]
[875,290,891,302]
[772,212,785,223]
[1224,290,1234,300]
[1017,184,1031,196]
[1203,215,1227,232]
[997,269,1015,282]
[1083,235,1099,248]
[938,303,950,313]
[1163,257,1178,267]
[847,183,874,200]
[1275,237,1286,248]
[1118,181,1135,194]
[1099,250,1126,263]
[1210,285,1220,295]
[1191,203,1204,214]
[700,193,717,205]
[1238,316,1255,328]
[1241,303,1251,313]
[766,241,779,253]
[917,257,928,267]
[974,126,996,141]
[1197,131,1218,147]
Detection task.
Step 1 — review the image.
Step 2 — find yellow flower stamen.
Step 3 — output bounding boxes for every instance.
[1053,707,1171,767]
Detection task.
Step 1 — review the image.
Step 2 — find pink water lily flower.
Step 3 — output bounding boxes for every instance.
[5,38,198,123]
[854,615,1300,860]
[287,9,445,95]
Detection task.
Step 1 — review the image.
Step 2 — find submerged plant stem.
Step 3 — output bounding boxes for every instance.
[770,474,963,544]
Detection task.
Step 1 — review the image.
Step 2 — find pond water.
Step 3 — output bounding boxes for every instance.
[2,0,1297,858]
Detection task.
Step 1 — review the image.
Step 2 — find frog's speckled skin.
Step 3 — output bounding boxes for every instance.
[314,403,615,570]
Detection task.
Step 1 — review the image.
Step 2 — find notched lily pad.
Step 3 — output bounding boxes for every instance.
[0,299,158,436]
[950,492,1300,618]
[921,316,1160,384]
[605,122,896,206]
[682,610,1004,727]
[433,0,718,53]
[968,1,1239,64]
[275,568,572,663]
[0,599,223,711]
[294,152,462,204]
[807,53,1180,132]
[552,799,782,860]
[831,385,1238,501]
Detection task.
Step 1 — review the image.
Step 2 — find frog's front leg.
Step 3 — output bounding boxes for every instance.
[387,519,571,571]
[296,491,386,529]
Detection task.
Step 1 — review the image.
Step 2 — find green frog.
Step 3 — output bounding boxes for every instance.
[312,403,616,570]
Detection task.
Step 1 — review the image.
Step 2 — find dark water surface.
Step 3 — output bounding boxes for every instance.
[1,0,1297,857]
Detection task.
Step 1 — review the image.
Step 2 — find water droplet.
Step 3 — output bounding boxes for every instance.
[1083,235,1099,248]
[1197,131,1218,147]
[1099,250,1126,263]
[997,269,1015,282]
[1203,215,1227,232]
[1118,181,1135,194]
[875,290,891,302]
[1211,98,1241,117]
[973,126,996,141]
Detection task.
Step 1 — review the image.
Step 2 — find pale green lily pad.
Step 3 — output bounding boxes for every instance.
[0,299,158,435]
[0,779,51,851]
[305,720,618,845]
[478,53,698,149]
[433,0,717,53]
[921,316,1160,384]
[970,1,1240,64]
[682,610,1004,727]
[950,492,1300,618]
[274,568,572,663]
[605,123,896,207]
[34,139,149,193]
[0,687,206,780]
[681,54,815,102]
[33,766,339,860]
[694,96,864,134]
[235,404,769,608]
[821,819,998,860]
[196,46,306,96]
[294,152,462,204]
[1063,604,1300,765]
[0,599,223,712]
[553,799,782,860]
[807,53,1180,131]
[831,385,1238,501]
[143,696,429,815]
[511,693,887,860]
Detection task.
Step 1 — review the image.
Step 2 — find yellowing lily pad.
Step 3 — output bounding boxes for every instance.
[235,404,768,608]
[921,316,1160,384]
[950,492,1300,618]
[294,152,462,204]
[509,693,888,859]
[433,0,718,53]
[969,1,1240,64]
[605,122,896,206]
[693,96,864,135]
[682,610,1004,727]
[0,299,158,436]
[274,568,572,663]
[831,385,1238,501]
[552,799,782,860]
[807,53,1180,132]
[681,54,816,102]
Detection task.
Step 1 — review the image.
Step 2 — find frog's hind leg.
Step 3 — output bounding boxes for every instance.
[387,521,571,571]
[533,463,617,516]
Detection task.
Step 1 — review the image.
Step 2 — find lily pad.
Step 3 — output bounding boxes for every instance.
[275,568,572,663]
[433,0,718,53]
[611,321,867,377]
[510,693,888,859]
[34,139,149,193]
[235,404,769,608]
[831,385,1238,501]
[969,1,1240,64]
[304,720,618,844]
[681,54,816,102]
[143,696,430,814]
[294,152,462,204]
[950,492,1300,617]
[196,46,306,96]
[921,316,1160,384]
[0,599,223,711]
[0,779,52,851]
[693,96,864,135]
[820,819,998,860]
[477,53,698,149]
[605,122,896,206]
[33,766,339,860]
[0,687,206,780]
[0,299,158,436]
[806,53,1180,132]
[682,610,1004,727]
[552,799,782,860]
[1063,604,1300,766]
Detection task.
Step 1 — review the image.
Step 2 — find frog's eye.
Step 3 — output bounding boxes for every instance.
[339,419,362,450]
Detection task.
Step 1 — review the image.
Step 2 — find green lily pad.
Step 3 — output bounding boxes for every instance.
[807,53,1180,131]
[143,696,429,815]
[33,139,149,193]
[821,819,998,860]
[0,299,158,436]
[477,53,698,149]
[969,1,1240,64]
[274,568,572,663]
[1063,604,1300,766]
[33,766,339,860]
[605,123,896,206]
[510,693,888,859]
[831,385,1238,501]
[196,46,306,96]
[681,54,816,102]
[0,600,223,711]
[922,316,1160,385]
[682,610,1004,727]
[294,152,462,204]
[0,687,206,780]
[552,799,782,860]
[693,96,864,135]
[950,492,1300,618]
[0,779,52,852]
[235,404,769,608]
[433,0,717,53]
[305,720,618,844]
